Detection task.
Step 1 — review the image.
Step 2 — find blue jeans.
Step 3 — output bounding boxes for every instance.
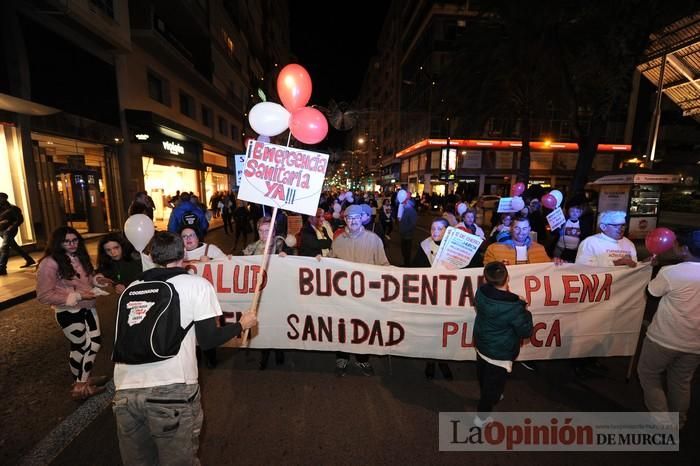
[113,383,203,466]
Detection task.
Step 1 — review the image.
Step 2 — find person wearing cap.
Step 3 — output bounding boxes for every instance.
[330,204,389,376]
[575,210,637,267]
[637,229,700,430]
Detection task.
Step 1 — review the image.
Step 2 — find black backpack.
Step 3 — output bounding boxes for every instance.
[113,267,192,364]
[181,210,199,229]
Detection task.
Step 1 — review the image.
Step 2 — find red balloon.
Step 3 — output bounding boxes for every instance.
[541,193,557,209]
[289,107,328,144]
[277,64,312,112]
[511,182,526,197]
[645,227,676,255]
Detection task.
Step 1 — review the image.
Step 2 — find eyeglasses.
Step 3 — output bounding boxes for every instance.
[604,223,626,228]
[345,215,362,221]
[63,238,79,245]
[181,233,198,240]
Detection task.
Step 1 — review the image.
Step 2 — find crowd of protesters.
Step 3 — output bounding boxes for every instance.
[16,183,697,464]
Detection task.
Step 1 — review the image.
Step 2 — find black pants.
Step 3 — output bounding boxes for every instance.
[476,354,508,416]
[336,351,368,363]
[222,213,232,234]
[0,228,34,271]
[383,221,393,236]
[400,238,413,266]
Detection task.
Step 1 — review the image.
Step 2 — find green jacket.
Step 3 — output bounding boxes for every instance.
[474,284,533,361]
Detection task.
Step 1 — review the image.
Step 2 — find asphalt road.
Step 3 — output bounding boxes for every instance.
[2,212,699,465]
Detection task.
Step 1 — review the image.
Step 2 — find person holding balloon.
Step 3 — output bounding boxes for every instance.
[36,227,108,401]
[638,228,700,430]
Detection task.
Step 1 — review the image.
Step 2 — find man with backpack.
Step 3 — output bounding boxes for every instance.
[167,192,209,236]
[0,192,35,275]
[112,231,257,465]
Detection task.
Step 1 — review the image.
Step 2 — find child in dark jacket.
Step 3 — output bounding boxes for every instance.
[473,261,533,426]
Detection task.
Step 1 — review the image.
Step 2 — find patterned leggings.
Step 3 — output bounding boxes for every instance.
[55,308,102,383]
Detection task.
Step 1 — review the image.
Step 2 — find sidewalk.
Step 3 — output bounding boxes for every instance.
[0,217,224,310]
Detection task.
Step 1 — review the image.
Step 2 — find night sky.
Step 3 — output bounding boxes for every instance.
[289,0,391,108]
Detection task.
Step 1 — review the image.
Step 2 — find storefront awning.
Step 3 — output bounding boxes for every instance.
[590,173,681,185]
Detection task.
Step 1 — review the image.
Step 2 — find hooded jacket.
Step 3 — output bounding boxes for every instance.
[474,284,533,361]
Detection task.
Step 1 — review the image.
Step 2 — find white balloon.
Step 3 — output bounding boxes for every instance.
[332,211,340,219]
[248,102,290,137]
[346,194,354,203]
[333,202,341,213]
[397,189,407,203]
[550,190,564,208]
[456,202,467,215]
[124,214,154,252]
[397,203,405,219]
[339,192,347,201]
[511,196,525,212]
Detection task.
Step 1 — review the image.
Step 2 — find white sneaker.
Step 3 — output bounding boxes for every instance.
[385,234,391,240]
[473,415,494,428]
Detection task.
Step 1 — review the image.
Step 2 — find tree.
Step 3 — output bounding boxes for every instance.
[553,0,697,193]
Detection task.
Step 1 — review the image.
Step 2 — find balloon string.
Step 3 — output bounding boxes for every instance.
[287,132,292,147]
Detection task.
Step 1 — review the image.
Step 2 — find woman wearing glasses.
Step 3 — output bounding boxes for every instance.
[36,227,108,401]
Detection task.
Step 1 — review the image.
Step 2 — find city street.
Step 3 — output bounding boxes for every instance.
[2,213,698,466]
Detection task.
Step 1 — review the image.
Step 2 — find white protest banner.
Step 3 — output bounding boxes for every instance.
[187,257,651,361]
[237,140,329,216]
[546,207,566,231]
[433,227,483,269]
[497,197,517,213]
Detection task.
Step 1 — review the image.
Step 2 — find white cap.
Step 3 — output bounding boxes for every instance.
[599,210,626,225]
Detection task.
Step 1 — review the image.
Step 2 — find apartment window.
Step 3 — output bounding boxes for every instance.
[147,71,170,106]
[231,124,239,142]
[201,105,212,128]
[218,116,228,136]
[179,91,195,119]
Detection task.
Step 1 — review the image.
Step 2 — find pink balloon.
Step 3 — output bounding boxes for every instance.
[289,107,328,144]
[645,227,676,255]
[511,182,526,197]
[541,193,557,209]
[277,64,313,112]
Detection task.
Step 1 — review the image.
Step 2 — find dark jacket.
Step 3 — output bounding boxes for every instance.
[0,204,23,233]
[299,222,332,257]
[98,253,143,287]
[474,284,533,361]
[399,204,417,239]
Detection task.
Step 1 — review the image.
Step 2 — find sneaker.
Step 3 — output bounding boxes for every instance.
[335,358,349,377]
[473,415,494,428]
[519,361,536,371]
[499,393,505,401]
[356,361,375,376]
[385,234,391,240]
[20,260,36,269]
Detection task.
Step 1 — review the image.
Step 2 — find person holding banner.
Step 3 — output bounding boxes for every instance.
[575,211,637,267]
[112,232,258,466]
[243,217,290,369]
[473,261,533,426]
[331,204,389,376]
[637,229,700,430]
[483,216,551,266]
[299,208,334,257]
[412,218,454,380]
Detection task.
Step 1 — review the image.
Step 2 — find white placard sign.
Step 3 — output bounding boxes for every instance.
[433,227,484,269]
[546,207,566,231]
[497,197,517,213]
[238,140,329,216]
[234,154,246,186]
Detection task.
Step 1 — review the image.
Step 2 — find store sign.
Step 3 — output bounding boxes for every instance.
[234,154,246,186]
[162,140,185,155]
